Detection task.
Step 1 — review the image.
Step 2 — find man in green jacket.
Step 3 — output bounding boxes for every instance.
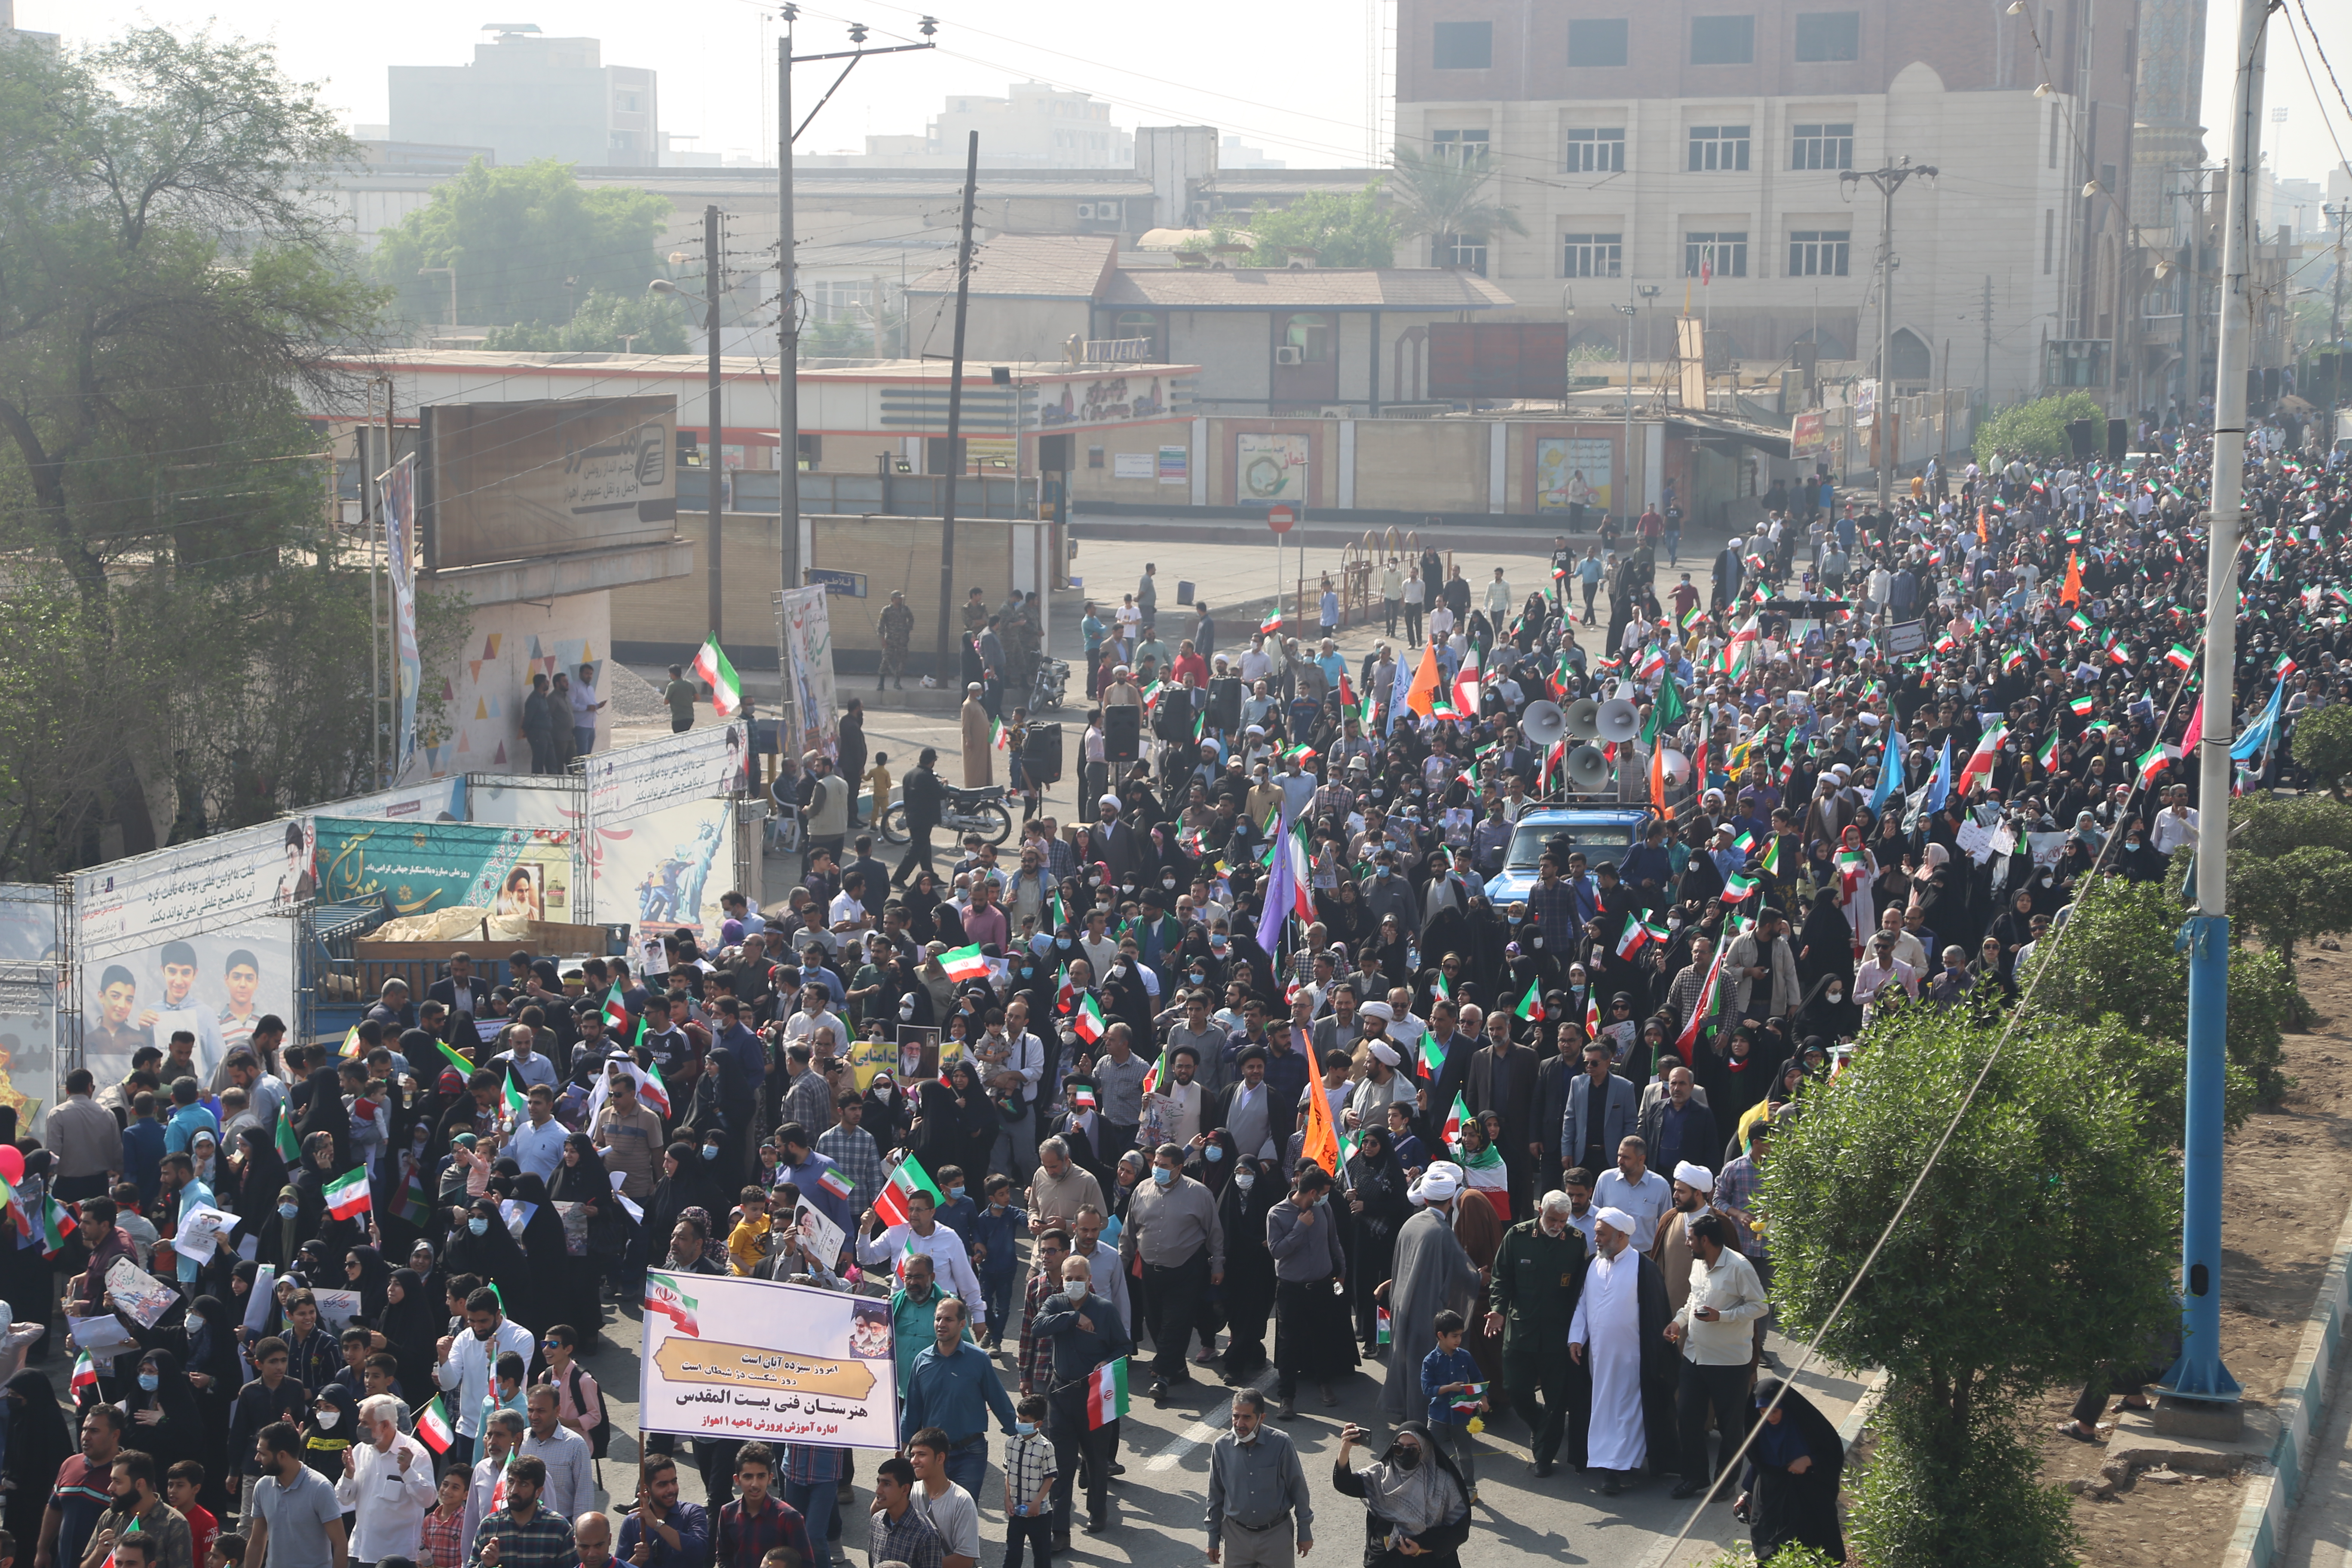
[1486,1189,1588,1476]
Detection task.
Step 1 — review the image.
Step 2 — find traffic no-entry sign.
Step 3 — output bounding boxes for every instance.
[1267,504,1295,533]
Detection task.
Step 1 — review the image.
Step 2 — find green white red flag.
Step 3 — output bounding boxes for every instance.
[691,637,743,717]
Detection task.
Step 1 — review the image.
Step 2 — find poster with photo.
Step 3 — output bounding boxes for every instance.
[639,1272,899,1447]
[0,885,58,1136]
[313,818,576,925]
[591,796,736,945]
[80,917,296,1088]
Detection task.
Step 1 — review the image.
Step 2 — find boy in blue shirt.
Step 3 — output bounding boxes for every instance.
[1420,1309,1487,1501]
[932,1164,979,1243]
[971,1174,1027,1350]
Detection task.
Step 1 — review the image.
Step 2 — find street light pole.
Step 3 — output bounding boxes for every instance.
[1841,156,1936,514]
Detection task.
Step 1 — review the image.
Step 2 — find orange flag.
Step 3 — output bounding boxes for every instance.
[1977,506,1988,543]
[2061,551,2083,606]
[1300,1062,1340,1176]
[1405,640,1442,717]
[1650,741,1674,819]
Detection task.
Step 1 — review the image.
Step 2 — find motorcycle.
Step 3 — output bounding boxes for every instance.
[1028,657,1070,713]
[877,783,1014,847]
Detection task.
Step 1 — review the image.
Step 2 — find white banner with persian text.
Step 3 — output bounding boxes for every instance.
[638,1271,898,1447]
[584,724,749,821]
[73,820,315,961]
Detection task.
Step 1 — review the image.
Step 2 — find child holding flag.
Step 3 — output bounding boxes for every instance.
[1420,1309,1488,1502]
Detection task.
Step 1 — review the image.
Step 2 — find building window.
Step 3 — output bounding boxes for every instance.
[1789,122,1853,170]
[1571,18,1627,67]
[1690,15,1755,64]
[1793,11,1861,61]
[1565,128,1625,172]
[1684,232,1749,278]
[2043,209,2054,273]
[1787,230,1850,276]
[1431,129,1491,166]
[616,92,640,111]
[1436,233,1489,275]
[1282,313,1334,360]
[1687,125,1752,172]
[1568,18,1629,66]
[2049,104,2060,168]
[1114,311,1159,354]
[1562,233,1623,277]
[1432,21,1493,69]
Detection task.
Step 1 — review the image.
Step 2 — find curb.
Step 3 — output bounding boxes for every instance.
[2221,1182,2352,1568]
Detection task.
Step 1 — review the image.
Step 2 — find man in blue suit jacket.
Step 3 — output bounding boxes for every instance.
[1562,1039,1638,1180]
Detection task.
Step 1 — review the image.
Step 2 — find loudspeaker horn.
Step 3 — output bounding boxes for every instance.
[1594,698,1642,745]
[1521,701,1568,746]
[1564,698,1601,740]
[1565,745,1613,791]
[1657,747,1692,785]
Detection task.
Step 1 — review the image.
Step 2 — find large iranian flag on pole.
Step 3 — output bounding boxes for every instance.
[876,1155,945,1227]
[1671,941,1730,1065]
[691,636,743,717]
[1086,1359,1129,1428]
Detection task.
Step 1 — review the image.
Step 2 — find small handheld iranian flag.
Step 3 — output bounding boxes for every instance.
[1259,612,1283,635]
[2070,695,2096,717]
[601,982,631,1033]
[1086,1358,1129,1428]
[1417,1030,1445,1079]
[940,943,992,983]
[274,1109,300,1164]
[816,1166,855,1202]
[323,1167,372,1221]
[1073,992,1108,1045]
[876,1155,946,1227]
[1514,984,1547,1022]
[1585,989,1602,1039]
[1070,1082,1099,1112]
[1721,871,1758,903]
[691,636,743,717]
[644,1273,701,1335]
[1440,1092,1469,1147]
[40,1197,76,1257]
[1451,1380,1487,1418]
[1376,1307,1392,1346]
[2035,731,2060,769]
[413,1396,455,1454]
[2165,643,2195,672]
[71,1352,96,1393]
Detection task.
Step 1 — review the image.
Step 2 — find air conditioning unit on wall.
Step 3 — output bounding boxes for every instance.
[1075,203,1094,219]
[1274,345,1305,366]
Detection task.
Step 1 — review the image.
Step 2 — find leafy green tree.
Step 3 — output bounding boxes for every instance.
[2290,703,2352,800]
[1384,147,1525,264]
[1235,188,1396,269]
[1971,391,2106,464]
[2018,868,2284,1118]
[481,288,691,354]
[0,28,390,874]
[1767,999,2179,1568]
[368,159,675,335]
[2224,793,2352,1017]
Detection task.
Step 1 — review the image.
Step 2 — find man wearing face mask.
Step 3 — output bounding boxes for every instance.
[1032,1255,1130,1542]
[1121,1144,1224,1405]
[1204,1389,1313,1568]
[431,1288,536,1471]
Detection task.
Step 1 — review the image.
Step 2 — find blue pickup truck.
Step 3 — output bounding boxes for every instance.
[1482,805,1656,905]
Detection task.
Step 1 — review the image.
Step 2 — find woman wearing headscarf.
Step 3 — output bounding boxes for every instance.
[503,1173,570,1335]
[1834,822,1877,959]
[1343,1127,1411,1357]
[3,1367,70,1550]
[303,1383,359,1481]
[379,1268,441,1402]
[1791,970,1862,1045]
[292,1133,364,1263]
[227,1125,292,1268]
[860,1072,909,1155]
[295,1065,351,1171]
[547,1135,620,1346]
[644,1144,726,1261]
[340,1243,393,1326]
[1736,1379,1847,1563]
[121,1348,205,1481]
[1331,1420,1473,1568]
[1795,883,1857,995]
[907,1078,970,1181]
[1185,1127,1240,1201]
[1214,1154,1281,1382]
[443,1196,528,1296]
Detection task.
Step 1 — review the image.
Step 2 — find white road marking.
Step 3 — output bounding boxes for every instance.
[1146,1367,1281,1471]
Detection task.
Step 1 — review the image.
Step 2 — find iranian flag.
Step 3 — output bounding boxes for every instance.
[1139,1042,1172,1097]
[274,1109,300,1165]
[1070,1082,1099,1112]
[644,1274,701,1336]
[1376,1307,1392,1346]
[1585,989,1601,1039]
[2070,695,2096,717]
[940,944,992,983]
[1440,1093,1470,1147]
[1417,1031,1445,1079]
[876,1155,946,1227]
[40,1197,75,1258]
[691,636,743,717]
[2035,731,2060,769]
[2165,643,2195,672]
[1954,723,2007,793]
[435,1037,477,1078]
[992,716,1010,750]
[71,1352,96,1393]
[2066,611,2092,635]
[323,1167,373,1221]
[600,983,631,1033]
[1670,941,1728,1064]
[414,1397,455,1454]
[1613,921,1651,961]
[817,1167,855,1202]
[2275,652,2298,678]
[1086,1359,1129,1428]
[1721,871,1758,903]
[2135,737,2170,784]
[1451,646,1482,717]
[1073,992,1109,1045]
[1725,614,1762,680]
[1514,983,1548,1021]
[1260,612,1283,635]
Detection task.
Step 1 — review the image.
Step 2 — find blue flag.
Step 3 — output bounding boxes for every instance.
[1868,732,1905,817]
[1922,738,1953,814]
[2231,672,2287,762]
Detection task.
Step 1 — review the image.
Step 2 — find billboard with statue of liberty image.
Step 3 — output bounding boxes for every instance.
[590,797,735,947]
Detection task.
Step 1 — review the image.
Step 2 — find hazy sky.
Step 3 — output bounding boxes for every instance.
[13,0,2351,185]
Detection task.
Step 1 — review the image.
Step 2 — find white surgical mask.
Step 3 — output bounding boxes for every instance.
[1064,1279,1088,1302]
[315,1409,340,1430]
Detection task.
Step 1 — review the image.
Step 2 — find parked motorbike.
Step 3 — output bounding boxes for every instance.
[877,783,1014,846]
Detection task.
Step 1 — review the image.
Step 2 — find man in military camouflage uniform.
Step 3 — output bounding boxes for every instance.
[875,590,915,690]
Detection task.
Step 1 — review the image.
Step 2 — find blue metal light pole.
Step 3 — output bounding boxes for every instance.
[2162,0,2266,1432]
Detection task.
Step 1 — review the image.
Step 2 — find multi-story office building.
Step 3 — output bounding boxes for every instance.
[389,26,659,169]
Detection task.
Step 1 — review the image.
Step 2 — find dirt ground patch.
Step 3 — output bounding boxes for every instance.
[2030,946,2352,1565]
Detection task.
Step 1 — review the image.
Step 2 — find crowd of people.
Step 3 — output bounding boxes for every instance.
[0,426,2340,1568]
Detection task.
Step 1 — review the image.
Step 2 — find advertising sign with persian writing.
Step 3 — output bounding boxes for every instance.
[638,1271,898,1447]
[312,818,575,924]
[585,723,749,821]
[427,397,678,569]
[74,821,315,959]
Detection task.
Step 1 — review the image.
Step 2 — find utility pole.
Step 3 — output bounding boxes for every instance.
[2166,0,2264,1436]
[778,13,938,623]
[1842,156,1936,514]
[2327,200,2349,439]
[704,204,725,646]
[932,131,980,680]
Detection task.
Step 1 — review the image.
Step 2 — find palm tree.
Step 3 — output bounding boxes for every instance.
[1385,144,1526,269]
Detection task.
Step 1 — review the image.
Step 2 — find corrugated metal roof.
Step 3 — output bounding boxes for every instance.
[1104,267,1515,312]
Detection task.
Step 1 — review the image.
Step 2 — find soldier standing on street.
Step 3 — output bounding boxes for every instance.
[876,591,915,691]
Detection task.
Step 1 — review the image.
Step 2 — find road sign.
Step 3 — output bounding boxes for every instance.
[1267,504,1295,533]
